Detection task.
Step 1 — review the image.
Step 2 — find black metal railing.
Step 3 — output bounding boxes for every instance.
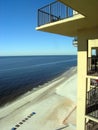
[85,120,98,130]
[86,80,98,119]
[38,1,78,26]
[88,57,98,76]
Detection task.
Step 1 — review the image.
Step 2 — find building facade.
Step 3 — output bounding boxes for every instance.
[36,1,98,130]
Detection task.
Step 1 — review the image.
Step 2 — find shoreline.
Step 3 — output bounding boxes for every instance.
[0,66,76,107]
[1,66,76,108]
[0,66,77,130]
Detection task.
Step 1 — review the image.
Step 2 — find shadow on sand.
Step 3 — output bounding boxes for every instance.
[56,124,69,130]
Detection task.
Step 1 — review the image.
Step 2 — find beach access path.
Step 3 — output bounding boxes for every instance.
[0,67,77,130]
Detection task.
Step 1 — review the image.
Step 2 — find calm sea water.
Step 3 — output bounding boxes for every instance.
[0,55,77,106]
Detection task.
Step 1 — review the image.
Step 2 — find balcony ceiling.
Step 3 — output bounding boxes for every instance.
[58,0,98,19]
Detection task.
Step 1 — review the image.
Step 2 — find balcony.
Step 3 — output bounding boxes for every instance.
[36,1,86,36]
[37,1,78,27]
[88,57,98,76]
[36,1,98,37]
[86,79,98,119]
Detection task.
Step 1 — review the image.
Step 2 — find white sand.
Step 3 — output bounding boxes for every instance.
[0,67,77,130]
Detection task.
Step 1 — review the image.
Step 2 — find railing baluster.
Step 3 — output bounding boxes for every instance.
[66,6,68,18]
[49,4,51,22]
[38,9,39,26]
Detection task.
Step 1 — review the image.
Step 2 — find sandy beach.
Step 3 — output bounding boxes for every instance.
[0,67,77,130]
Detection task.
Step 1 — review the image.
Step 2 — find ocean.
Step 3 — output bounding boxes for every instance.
[0,55,77,106]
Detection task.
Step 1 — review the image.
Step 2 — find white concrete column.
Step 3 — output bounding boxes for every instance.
[77,37,88,130]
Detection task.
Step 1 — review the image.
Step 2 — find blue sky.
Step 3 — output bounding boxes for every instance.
[0,0,77,56]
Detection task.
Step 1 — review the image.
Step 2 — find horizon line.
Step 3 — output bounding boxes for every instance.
[0,54,77,57]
